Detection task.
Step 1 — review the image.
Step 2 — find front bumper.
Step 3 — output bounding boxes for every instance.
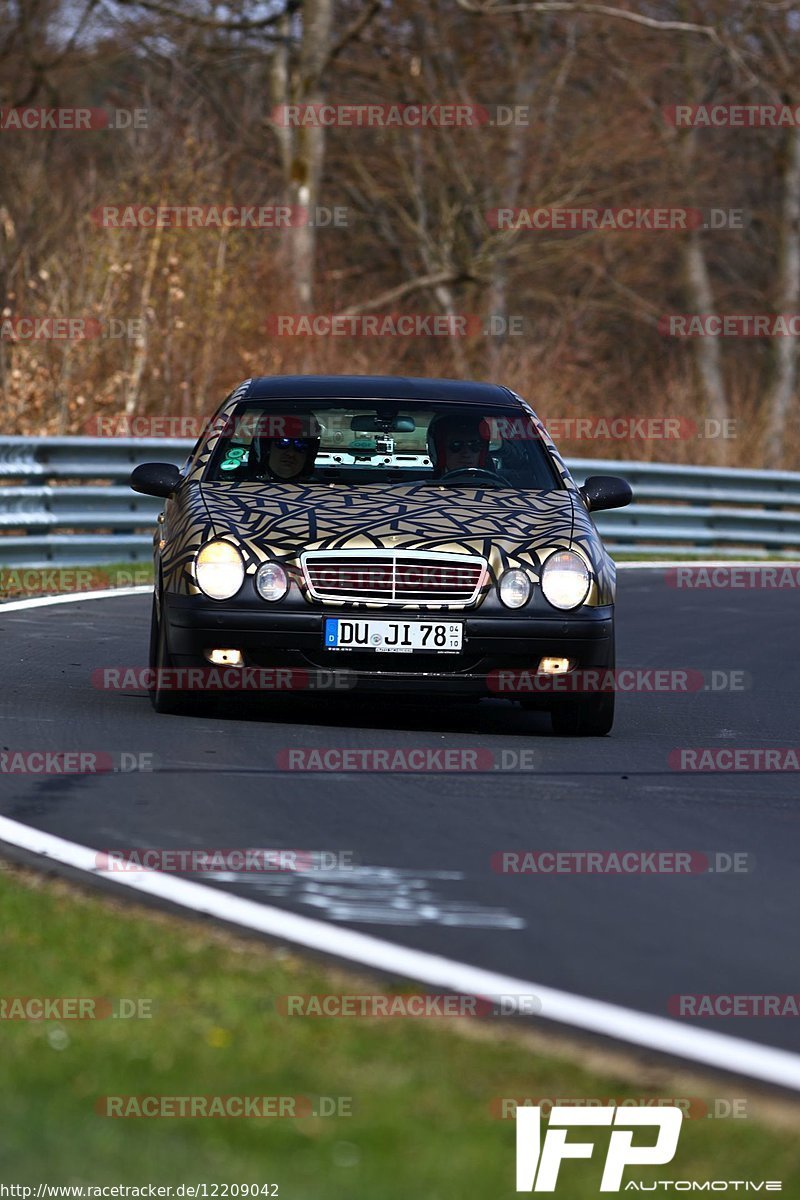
[163,592,614,699]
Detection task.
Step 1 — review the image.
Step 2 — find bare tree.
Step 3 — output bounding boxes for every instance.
[268,0,380,312]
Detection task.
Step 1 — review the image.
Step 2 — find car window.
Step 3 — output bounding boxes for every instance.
[202,400,563,490]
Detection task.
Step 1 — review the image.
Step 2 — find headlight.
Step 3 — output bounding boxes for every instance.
[195,540,245,601]
[541,550,591,610]
[255,561,288,602]
[499,568,531,608]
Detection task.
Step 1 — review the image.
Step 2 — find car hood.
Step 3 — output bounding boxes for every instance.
[198,481,578,572]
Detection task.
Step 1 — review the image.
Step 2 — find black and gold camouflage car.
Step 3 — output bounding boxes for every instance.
[131,374,632,734]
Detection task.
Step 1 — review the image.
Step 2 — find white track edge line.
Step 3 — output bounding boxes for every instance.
[616,561,800,570]
[0,586,151,613]
[2,585,800,1090]
[0,815,798,1091]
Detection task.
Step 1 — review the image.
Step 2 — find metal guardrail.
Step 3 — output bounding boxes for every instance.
[1,436,799,566]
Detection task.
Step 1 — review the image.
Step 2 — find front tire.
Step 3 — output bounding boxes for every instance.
[550,691,615,736]
[149,592,192,715]
[549,629,616,736]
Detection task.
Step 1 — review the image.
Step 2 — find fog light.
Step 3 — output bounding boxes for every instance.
[499,568,531,608]
[205,649,244,666]
[256,561,289,602]
[538,657,574,675]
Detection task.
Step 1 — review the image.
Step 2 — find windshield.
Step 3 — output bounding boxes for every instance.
[203,400,562,490]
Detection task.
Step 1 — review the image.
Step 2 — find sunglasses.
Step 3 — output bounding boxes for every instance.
[274,438,309,451]
[447,439,483,453]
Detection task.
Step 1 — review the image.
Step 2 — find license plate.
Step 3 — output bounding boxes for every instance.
[323,618,463,653]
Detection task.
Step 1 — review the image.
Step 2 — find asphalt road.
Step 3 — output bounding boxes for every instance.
[1,570,798,1063]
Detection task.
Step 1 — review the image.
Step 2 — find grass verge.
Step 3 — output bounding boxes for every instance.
[0,562,153,602]
[0,865,798,1196]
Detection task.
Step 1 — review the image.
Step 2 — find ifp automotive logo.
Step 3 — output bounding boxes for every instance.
[514,1105,782,1192]
[516,1105,682,1192]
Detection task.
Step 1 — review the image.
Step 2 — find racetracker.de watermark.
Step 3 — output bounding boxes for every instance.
[491,850,752,874]
[0,107,148,131]
[537,416,735,441]
[660,313,800,337]
[663,103,800,128]
[92,668,356,692]
[669,995,800,1018]
[0,316,144,341]
[94,849,355,873]
[84,412,314,439]
[1,568,150,597]
[474,414,736,442]
[486,668,750,694]
[0,997,153,1020]
[271,102,529,127]
[486,207,705,231]
[669,748,800,771]
[0,751,155,774]
[91,205,349,229]
[275,992,540,1017]
[665,565,800,589]
[96,1095,353,1119]
[263,313,523,337]
[491,1096,748,1120]
[274,747,543,772]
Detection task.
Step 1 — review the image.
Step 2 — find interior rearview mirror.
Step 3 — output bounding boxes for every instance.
[350,416,416,433]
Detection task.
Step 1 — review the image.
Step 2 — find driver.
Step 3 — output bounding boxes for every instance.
[244,416,322,481]
[427,413,492,478]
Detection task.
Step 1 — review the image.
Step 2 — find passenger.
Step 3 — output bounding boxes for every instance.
[427,414,491,477]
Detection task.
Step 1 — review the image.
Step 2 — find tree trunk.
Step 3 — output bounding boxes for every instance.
[683,227,728,462]
[678,118,728,463]
[124,217,162,416]
[195,227,229,411]
[290,0,333,313]
[763,123,800,468]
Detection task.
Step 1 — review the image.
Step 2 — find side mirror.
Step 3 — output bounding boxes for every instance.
[130,462,182,499]
[579,475,633,513]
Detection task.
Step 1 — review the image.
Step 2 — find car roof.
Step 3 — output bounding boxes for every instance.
[242,374,517,408]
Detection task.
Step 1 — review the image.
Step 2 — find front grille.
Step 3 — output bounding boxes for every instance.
[301,550,487,606]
